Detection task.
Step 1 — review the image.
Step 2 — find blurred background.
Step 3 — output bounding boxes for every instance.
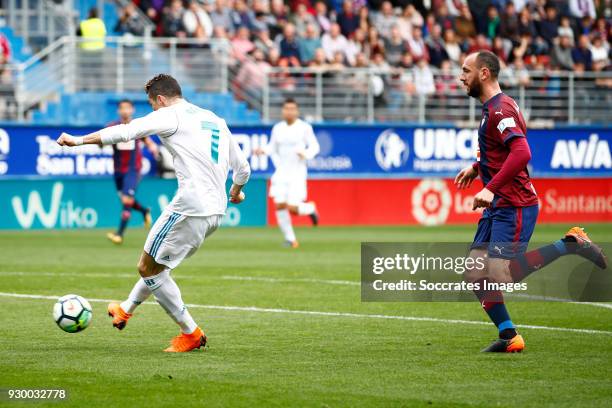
[0,0,609,230]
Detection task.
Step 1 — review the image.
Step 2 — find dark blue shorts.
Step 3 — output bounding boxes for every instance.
[471,204,539,259]
[114,172,140,197]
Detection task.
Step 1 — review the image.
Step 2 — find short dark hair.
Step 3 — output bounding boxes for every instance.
[144,74,182,99]
[476,50,500,79]
[117,98,133,107]
[283,98,298,106]
[88,8,98,19]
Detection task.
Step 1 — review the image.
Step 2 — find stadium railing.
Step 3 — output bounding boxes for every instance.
[236,65,612,126]
[8,36,231,121]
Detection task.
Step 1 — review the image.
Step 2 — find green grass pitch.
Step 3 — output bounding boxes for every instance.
[0,224,611,407]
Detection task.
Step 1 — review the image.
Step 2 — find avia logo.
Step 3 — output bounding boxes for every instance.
[550,134,611,169]
[11,182,98,229]
[375,129,409,171]
[411,179,452,226]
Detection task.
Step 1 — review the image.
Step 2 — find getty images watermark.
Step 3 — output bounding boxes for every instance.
[361,243,612,302]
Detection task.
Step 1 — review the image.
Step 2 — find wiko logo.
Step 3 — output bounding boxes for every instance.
[11,182,98,229]
[551,134,611,169]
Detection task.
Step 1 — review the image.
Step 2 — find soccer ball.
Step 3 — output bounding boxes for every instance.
[53,294,93,333]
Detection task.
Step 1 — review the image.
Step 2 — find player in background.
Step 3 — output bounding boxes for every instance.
[57,74,251,352]
[455,51,607,353]
[255,98,320,248]
[106,99,159,245]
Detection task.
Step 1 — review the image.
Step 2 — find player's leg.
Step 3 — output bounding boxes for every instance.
[508,213,607,282]
[465,208,524,352]
[107,174,127,244]
[128,173,152,228]
[287,178,319,226]
[138,212,221,351]
[270,179,298,247]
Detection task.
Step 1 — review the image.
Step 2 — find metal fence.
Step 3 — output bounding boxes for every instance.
[4,36,231,120]
[234,65,612,126]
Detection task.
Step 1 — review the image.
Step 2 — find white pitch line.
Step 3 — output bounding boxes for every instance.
[0,291,610,336]
[2,271,611,310]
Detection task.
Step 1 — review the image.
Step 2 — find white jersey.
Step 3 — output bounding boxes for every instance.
[100,99,250,216]
[266,119,320,182]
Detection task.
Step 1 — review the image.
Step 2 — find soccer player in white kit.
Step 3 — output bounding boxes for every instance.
[258,98,320,248]
[56,74,251,352]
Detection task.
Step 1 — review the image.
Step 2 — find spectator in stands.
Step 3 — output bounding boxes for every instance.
[503,52,531,88]
[358,6,371,32]
[209,0,234,35]
[557,15,574,43]
[115,3,146,36]
[425,24,449,68]
[572,34,593,70]
[254,28,276,56]
[569,0,596,20]
[413,58,435,96]
[551,34,575,70]
[278,23,301,66]
[322,23,349,62]
[435,3,455,32]
[374,1,398,39]
[384,25,408,66]
[299,23,322,64]
[292,3,317,37]
[231,0,256,31]
[183,0,214,40]
[337,0,359,38]
[235,48,270,99]
[345,27,367,65]
[435,59,457,94]
[365,26,385,58]
[314,1,332,34]
[499,2,520,43]
[407,25,429,62]
[538,3,559,47]
[269,0,290,38]
[138,0,164,24]
[0,33,11,83]
[443,29,462,66]
[231,26,255,62]
[468,0,490,34]
[484,5,500,40]
[454,4,477,44]
[592,17,608,41]
[517,7,538,40]
[308,48,333,72]
[590,35,609,71]
[161,0,187,38]
[77,8,106,50]
[397,51,415,69]
[401,4,424,31]
[492,36,510,64]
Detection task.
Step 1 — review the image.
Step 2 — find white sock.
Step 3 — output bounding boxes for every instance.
[275,209,296,242]
[120,278,151,314]
[143,269,198,334]
[297,202,316,215]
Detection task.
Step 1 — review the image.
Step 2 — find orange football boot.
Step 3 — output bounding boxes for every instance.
[164,327,207,352]
[482,334,525,353]
[564,227,608,269]
[107,302,132,330]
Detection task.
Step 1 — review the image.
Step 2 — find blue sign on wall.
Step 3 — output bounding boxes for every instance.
[0,125,610,178]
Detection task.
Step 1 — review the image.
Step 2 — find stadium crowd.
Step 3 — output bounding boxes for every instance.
[117,0,611,76]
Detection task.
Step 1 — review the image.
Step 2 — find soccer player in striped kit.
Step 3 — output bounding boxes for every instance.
[106,99,159,244]
[455,51,607,353]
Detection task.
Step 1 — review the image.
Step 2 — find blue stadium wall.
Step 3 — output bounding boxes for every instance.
[0,124,610,229]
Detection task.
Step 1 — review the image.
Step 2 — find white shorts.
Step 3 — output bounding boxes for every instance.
[144,209,222,269]
[269,177,307,205]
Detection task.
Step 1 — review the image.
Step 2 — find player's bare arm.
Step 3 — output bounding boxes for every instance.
[454,165,478,190]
